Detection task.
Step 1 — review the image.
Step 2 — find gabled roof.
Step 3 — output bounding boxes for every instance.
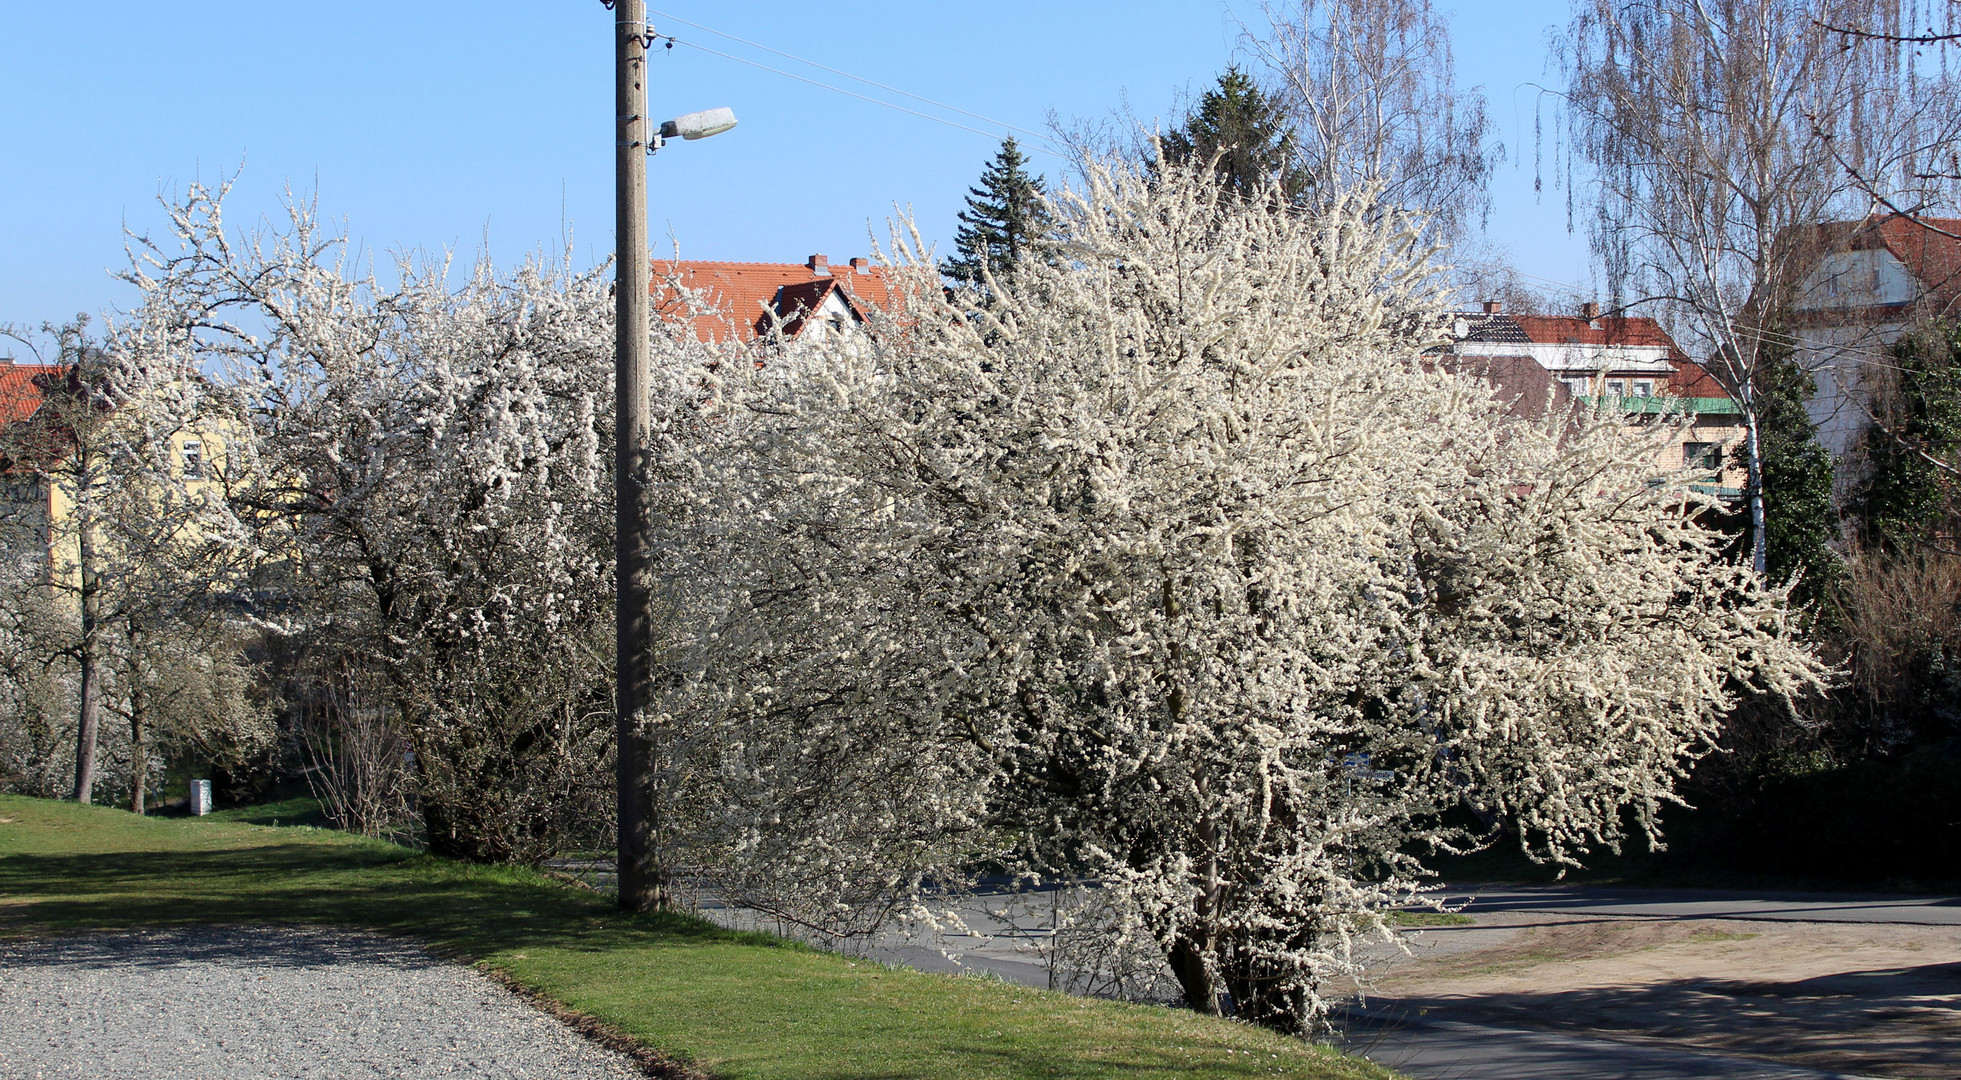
[653,258,896,343]
[1862,215,1961,313]
[1510,314,1690,360]
[1439,309,1734,405]
[772,278,849,338]
[1448,312,1532,345]
[1787,214,1961,320]
[0,362,80,473]
[0,362,61,427]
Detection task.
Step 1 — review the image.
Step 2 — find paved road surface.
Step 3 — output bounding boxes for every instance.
[829,881,1961,984]
[677,876,1961,1079]
[1338,1012,1888,1080]
[782,883,1956,1080]
[1436,884,1961,926]
[1335,885,1959,1080]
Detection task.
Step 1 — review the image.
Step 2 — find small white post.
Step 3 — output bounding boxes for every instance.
[189,779,212,817]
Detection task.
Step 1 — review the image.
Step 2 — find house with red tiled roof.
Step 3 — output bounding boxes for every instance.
[1435,303,1745,496]
[1,357,228,581]
[2,359,75,575]
[654,254,896,344]
[1784,214,1961,469]
[0,360,63,428]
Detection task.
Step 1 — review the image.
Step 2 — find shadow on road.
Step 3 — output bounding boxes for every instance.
[1356,962,1961,1079]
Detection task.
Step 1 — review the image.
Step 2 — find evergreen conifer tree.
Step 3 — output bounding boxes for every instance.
[1850,321,1961,551]
[942,137,1051,290]
[1731,333,1843,616]
[1160,67,1304,202]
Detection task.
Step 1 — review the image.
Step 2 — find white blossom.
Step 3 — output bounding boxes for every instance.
[674,155,1825,1030]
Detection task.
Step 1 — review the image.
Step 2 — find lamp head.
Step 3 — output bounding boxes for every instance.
[660,107,738,141]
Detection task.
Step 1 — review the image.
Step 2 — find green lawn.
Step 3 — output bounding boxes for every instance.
[1383,910,1473,928]
[0,795,1394,1080]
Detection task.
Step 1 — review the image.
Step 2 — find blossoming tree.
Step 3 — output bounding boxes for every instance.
[122,183,630,859]
[685,157,1825,1030]
[109,162,1824,1033]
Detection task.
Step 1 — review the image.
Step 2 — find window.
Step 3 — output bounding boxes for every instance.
[1605,379,1627,397]
[1563,377,1589,397]
[182,440,203,479]
[1683,442,1722,471]
[1632,379,1654,398]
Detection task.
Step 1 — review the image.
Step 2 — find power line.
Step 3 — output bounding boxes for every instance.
[665,36,1065,152]
[651,9,1058,151]
[651,20,1066,156]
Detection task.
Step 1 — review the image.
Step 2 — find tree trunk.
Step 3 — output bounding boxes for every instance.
[129,677,148,816]
[72,523,101,805]
[1744,383,1768,577]
[1221,941,1311,1034]
[1171,772,1225,1016]
[73,644,100,804]
[1168,934,1221,1015]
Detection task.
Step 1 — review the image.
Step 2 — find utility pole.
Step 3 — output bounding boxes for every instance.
[613,0,659,914]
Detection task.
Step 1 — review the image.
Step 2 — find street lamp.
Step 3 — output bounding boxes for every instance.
[659,107,739,145]
[613,0,735,914]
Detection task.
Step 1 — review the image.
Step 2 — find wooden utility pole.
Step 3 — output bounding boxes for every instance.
[613,0,659,913]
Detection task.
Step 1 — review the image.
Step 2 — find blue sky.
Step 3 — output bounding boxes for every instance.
[0,1,1589,331]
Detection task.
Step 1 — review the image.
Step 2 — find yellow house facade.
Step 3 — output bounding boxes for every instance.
[0,359,234,590]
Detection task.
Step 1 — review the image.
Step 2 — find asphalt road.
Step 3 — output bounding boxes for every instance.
[1436,884,1961,927]
[800,883,1959,1080]
[1336,1012,1888,1080]
[839,882,1961,985]
[680,879,1961,1079]
[1332,884,1960,1080]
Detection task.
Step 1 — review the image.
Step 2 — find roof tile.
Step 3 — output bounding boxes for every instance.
[653,259,896,342]
[0,363,60,427]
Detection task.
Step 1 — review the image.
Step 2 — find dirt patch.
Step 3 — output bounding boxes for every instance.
[1361,914,1961,1078]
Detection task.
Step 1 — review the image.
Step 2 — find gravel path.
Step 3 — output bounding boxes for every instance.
[0,926,648,1080]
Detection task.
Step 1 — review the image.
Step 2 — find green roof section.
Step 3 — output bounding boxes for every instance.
[1579,395,1741,415]
[1690,483,1745,499]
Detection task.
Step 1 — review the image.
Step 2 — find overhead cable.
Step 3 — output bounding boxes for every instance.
[648,10,1066,154]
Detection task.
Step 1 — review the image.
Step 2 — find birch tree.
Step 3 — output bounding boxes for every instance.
[684,157,1825,1031]
[1249,0,1500,247]
[1562,0,1961,575]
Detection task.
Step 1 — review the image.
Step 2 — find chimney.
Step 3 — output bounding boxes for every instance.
[806,254,830,276]
[1580,301,1601,322]
[1482,300,1501,314]
[849,257,869,273]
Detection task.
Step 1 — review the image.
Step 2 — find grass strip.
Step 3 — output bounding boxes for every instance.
[1383,910,1474,928]
[0,795,1394,1080]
